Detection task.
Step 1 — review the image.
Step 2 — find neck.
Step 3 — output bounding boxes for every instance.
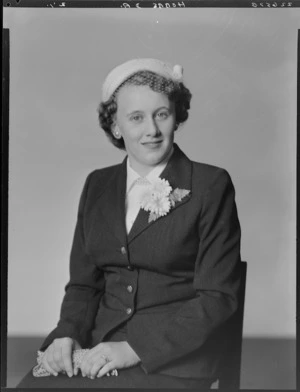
[128,163,156,177]
[127,147,174,177]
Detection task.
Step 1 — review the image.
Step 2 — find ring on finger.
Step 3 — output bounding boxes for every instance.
[106,369,118,377]
[100,355,109,364]
[111,369,118,376]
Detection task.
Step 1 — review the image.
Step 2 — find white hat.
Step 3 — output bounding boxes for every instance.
[102,58,184,102]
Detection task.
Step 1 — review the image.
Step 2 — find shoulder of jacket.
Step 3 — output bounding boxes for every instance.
[191,161,232,189]
[87,164,121,183]
[80,164,122,200]
[192,161,229,177]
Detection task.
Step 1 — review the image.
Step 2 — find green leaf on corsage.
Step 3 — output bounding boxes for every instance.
[149,212,160,223]
[171,188,190,203]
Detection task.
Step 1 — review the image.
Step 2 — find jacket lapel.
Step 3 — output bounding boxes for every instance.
[94,158,128,246]
[127,144,192,244]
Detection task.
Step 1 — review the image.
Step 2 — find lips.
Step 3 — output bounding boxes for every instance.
[142,140,163,146]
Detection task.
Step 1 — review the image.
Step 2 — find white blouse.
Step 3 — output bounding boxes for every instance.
[125,148,174,234]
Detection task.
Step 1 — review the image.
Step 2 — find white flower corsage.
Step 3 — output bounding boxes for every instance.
[140,178,190,223]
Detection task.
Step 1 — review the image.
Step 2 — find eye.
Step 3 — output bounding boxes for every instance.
[130,114,144,123]
[156,111,169,120]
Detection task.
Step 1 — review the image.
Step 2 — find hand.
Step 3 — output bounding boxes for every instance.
[41,337,81,377]
[80,341,141,379]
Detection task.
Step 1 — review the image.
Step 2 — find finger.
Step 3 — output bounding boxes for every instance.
[80,354,91,377]
[61,342,73,377]
[52,349,64,372]
[83,358,99,378]
[89,358,108,379]
[54,340,67,370]
[82,353,102,379]
[80,348,104,377]
[48,356,62,374]
[73,340,82,350]
[42,357,58,377]
[97,362,116,378]
[47,347,61,374]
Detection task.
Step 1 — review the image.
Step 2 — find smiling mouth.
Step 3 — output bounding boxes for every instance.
[142,140,163,146]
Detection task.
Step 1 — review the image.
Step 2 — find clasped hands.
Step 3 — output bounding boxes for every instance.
[41,337,141,379]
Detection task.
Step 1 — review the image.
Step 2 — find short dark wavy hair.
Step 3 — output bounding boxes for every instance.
[98,71,192,150]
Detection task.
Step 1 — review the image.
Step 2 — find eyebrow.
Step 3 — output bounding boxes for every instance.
[127,110,143,117]
[126,107,171,117]
[155,106,171,111]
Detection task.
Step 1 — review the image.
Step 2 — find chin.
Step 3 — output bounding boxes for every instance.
[146,154,167,167]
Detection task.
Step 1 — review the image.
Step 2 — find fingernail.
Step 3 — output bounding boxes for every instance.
[68,372,72,378]
[54,373,58,377]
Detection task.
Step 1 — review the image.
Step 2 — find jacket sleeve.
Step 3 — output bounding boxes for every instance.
[128,168,242,373]
[40,172,105,351]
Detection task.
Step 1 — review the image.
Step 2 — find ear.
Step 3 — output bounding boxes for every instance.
[112,123,122,140]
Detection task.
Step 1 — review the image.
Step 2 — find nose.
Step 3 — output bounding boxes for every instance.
[146,118,161,137]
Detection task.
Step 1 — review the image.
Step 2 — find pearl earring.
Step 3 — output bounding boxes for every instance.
[114,127,121,139]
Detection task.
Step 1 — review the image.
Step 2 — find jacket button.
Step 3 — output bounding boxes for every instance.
[127,265,134,271]
[126,308,132,315]
[127,285,133,293]
[121,247,127,255]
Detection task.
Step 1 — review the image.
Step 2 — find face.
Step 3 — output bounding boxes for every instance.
[114,84,176,176]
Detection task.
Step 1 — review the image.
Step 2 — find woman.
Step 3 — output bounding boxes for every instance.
[17,58,241,389]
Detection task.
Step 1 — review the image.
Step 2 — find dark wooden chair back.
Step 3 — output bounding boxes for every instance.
[218,261,247,390]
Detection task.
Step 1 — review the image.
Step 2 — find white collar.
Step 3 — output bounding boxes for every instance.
[126,147,174,193]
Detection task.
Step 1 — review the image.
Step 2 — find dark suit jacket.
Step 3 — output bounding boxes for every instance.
[40,144,241,380]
